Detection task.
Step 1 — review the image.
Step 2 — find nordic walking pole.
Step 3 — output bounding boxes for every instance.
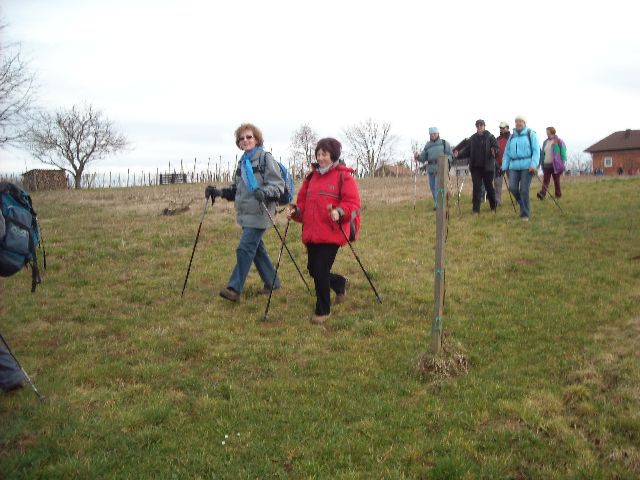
[534,174,564,215]
[413,161,418,211]
[457,175,465,214]
[455,167,461,215]
[332,209,382,303]
[260,202,312,295]
[36,217,47,270]
[503,172,518,214]
[263,219,290,321]
[0,332,45,402]
[181,197,210,297]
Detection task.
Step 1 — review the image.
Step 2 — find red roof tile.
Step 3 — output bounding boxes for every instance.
[585,130,640,153]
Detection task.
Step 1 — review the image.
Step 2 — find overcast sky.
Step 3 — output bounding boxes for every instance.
[1,0,639,174]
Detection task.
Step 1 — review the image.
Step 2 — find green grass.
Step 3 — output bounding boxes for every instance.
[1,176,639,479]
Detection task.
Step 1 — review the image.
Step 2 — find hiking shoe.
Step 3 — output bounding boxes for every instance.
[219,287,240,302]
[311,313,330,325]
[335,278,349,304]
[259,284,282,295]
[536,191,545,200]
[521,216,530,222]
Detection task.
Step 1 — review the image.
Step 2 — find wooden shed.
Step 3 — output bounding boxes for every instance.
[22,169,68,191]
[585,129,640,176]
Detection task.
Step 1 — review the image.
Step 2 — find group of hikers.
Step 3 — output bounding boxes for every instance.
[415,115,567,221]
[200,117,568,328]
[1,117,568,395]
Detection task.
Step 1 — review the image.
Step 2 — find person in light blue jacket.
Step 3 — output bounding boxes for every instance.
[501,115,540,221]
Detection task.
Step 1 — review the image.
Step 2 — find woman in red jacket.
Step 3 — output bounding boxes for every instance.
[287,138,361,324]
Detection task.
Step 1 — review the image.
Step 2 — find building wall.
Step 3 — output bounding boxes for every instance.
[591,150,640,175]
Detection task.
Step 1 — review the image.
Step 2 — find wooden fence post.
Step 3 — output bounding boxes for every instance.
[431,154,448,354]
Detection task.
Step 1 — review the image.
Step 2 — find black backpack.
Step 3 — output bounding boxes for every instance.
[0,182,43,292]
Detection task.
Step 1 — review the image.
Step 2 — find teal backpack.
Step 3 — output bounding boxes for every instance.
[0,182,43,292]
[258,152,295,205]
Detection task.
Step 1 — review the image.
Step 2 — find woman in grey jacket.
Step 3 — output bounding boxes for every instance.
[208,123,285,302]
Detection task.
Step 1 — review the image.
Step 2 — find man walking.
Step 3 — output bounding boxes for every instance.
[453,119,499,214]
[414,127,452,210]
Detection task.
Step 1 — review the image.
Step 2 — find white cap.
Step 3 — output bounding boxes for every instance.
[499,121,509,128]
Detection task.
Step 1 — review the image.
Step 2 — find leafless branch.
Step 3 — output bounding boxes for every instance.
[24,104,129,188]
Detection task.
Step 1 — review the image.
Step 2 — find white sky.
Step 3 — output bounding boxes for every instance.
[1,0,639,174]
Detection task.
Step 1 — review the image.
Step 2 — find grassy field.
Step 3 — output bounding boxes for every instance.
[1,175,639,479]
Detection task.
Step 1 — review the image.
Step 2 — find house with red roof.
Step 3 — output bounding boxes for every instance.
[585,129,640,175]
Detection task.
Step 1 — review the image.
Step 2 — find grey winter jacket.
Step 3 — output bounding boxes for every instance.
[229,150,285,229]
[418,137,453,174]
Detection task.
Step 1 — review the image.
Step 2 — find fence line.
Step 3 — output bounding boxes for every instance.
[0,155,313,189]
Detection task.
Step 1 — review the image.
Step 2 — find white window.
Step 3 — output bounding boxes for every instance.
[604,157,613,167]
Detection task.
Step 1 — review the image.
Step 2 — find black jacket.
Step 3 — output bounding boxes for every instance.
[458,132,499,171]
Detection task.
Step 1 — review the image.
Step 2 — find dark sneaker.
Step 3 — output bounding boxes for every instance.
[335,278,349,304]
[536,191,545,200]
[219,287,240,302]
[311,313,330,324]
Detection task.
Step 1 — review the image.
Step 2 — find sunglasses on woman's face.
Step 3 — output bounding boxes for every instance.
[239,135,254,141]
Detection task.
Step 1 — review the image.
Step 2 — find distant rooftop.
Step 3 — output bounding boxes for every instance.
[585,129,640,153]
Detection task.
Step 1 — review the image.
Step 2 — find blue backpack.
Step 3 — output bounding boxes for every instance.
[0,182,43,292]
[258,152,295,205]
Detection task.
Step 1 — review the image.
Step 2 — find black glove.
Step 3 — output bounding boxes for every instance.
[254,189,266,203]
[205,186,221,200]
[220,187,235,201]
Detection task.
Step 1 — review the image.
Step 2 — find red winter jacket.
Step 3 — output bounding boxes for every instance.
[496,133,509,168]
[293,163,361,246]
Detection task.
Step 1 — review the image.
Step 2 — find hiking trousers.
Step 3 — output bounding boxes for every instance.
[306,243,347,316]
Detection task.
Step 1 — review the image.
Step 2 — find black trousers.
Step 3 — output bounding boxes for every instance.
[306,243,347,316]
[470,167,496,212]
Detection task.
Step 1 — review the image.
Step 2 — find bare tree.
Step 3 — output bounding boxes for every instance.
[289,123,317,179]
[343,118,397,177]
[0,24,36,147]
[566,151,592,175]
[24,104,129,188]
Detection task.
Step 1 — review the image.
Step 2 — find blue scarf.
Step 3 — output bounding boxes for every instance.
[240,147,261,192]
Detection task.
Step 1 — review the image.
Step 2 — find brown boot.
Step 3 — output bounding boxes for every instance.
[219,287,240,302]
